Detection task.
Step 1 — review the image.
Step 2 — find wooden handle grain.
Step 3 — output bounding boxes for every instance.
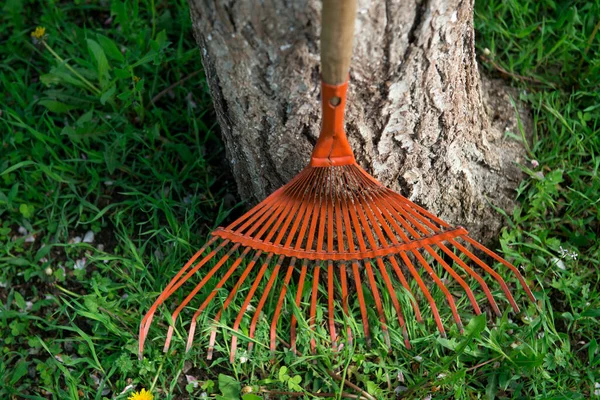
[321,0,358,85]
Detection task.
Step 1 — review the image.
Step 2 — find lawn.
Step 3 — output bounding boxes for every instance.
[0,0,598,399]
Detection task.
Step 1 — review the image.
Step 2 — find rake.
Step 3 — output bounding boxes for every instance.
[139,0,535,362]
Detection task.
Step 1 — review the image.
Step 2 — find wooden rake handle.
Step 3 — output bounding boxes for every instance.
[321,0,358,85]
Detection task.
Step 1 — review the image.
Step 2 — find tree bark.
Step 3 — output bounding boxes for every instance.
[188,0,529,243]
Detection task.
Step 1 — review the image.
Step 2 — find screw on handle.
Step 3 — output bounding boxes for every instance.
[321,0,358,85]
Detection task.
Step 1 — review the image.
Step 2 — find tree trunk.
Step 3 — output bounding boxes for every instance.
[188,0,529,243]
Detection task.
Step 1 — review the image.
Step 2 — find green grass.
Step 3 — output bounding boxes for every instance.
[1,0,599,399]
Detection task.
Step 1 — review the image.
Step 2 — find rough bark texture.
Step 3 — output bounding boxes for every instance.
[188,0,529,243]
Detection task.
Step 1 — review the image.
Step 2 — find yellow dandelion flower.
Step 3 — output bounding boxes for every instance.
[31,26,46,40]
[128,388,153,400]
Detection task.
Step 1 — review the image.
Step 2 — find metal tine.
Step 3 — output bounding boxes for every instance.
[343,169,426,324]
[195,171,303,359]
[376,196,465,331]
[290,171,325,352]
[338,262,353,345]
[241,171,320,355]
[307,165,332,354]
[380,191,502,315]
[288,170,324,352]
[240,172,312,243]
[327,262,337,349]
[247,258,284,353]
[348,167,437,238]
[326,169,338,349]
[231,169,324,359]
[309,263,321,354]
[337,170,370,342]
[226,167,312,232]
[163,243,241,352]
[261,170,322,353]
[388,185,525,312]
[375,192,481,319]
[344,186,422,330]
[423,245,482,315]
[387,256,423,322]
[229,253,274,362]
[448,237,522,312]
[351,261,371,344]
[389,190,452,229]
[140,240,229,356]
[186,247,252,351]
[411,250,464,332]
[339,170,373,337]
[138,237,223,356]
[346,183,464,336]
[434,243,500,315]
[207,251,262,359]
[333,168,353,345]
[270,258,297,353]
[290,261,308,354]
[462,236,535,303]
[343,168,394,346]
[344,168,411,347]
[270,168,327,247]
[233,163,317,237]
[395,252,447,336]
[358,185,447,333]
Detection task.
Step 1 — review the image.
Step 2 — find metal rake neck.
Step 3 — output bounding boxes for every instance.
[310,80,356,167]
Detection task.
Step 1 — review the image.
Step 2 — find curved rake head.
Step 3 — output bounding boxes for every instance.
[138,80,535,362]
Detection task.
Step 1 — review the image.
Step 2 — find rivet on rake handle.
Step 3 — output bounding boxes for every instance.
[138,0,535,362]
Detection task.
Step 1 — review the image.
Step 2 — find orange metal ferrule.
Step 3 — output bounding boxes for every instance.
[310,80,356,167]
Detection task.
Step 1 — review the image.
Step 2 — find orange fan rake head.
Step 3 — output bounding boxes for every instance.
[138,80,535,362]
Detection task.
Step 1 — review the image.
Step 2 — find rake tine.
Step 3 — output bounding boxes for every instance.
[228,167,313,233]
[230,254,273,362]
[207,251,262,360]
[411,250,464,333]
[325,170,338,349]
[327,262,338,349]
[436,243,501,315]
[369,194,464,331]
[290,260,308,354]
[342,174,374,343]
[423,244,482,315]
[240,164,315,242]
[339,262,353,346]
[364,260,391,348]
[270,258,297,353]
[375,258,410,348]
[344,170,408,345]
[335,177,366,340]
[185,247,252,352]
[140,238,226,355]
[351,261,371,344]
[138,237,218,356]
[164,243,240,352]
[347,182,425,322]
[248,256,284,354]
[388,188,452,229]
[287,171,321,354]
[372,192,484,316]
[309,264,321,354]
[333,173,354,347]
[462,236,535,303]
[447,238,521,312]
[390,206,518,314]
[388,256,423,322]
[396,252,446,336]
